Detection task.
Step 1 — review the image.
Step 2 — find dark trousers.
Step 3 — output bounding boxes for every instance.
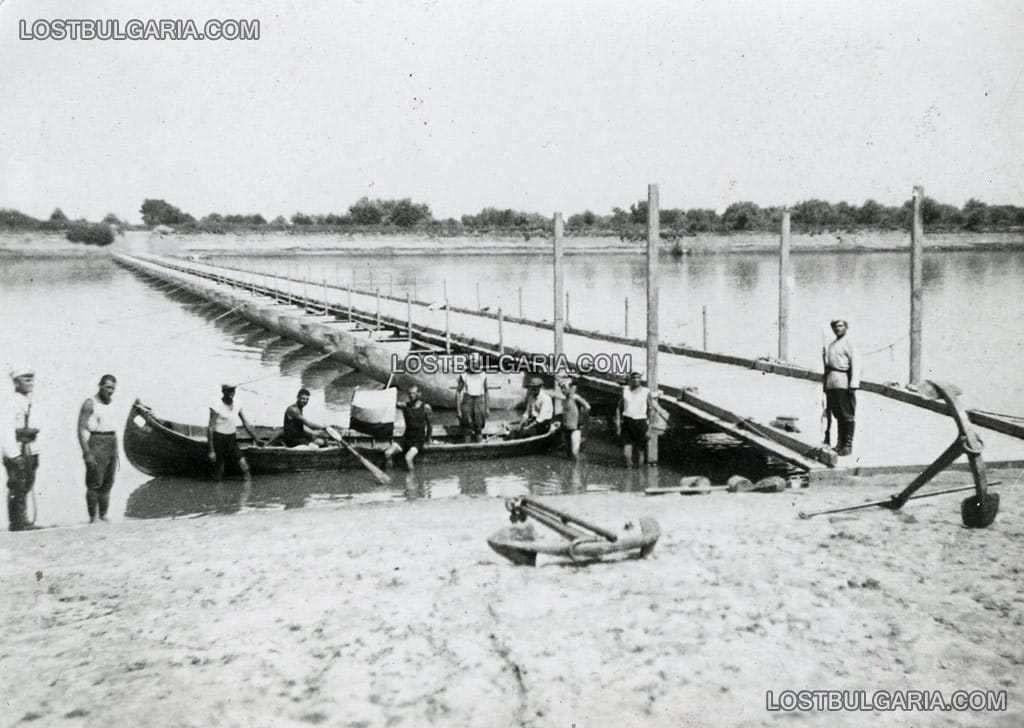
[85,433,118,519]
[5,454,38,531]
[460,395,486,441]
[826,389,857,447]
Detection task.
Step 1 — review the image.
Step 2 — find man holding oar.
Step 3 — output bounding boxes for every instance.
[283,388,327,448]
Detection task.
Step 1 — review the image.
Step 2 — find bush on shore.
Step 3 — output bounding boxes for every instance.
[66,222,116,246]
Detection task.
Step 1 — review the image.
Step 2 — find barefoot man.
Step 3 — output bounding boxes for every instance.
[78,374,118,523]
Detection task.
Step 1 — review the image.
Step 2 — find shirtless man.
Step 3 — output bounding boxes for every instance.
[283,388,327,448]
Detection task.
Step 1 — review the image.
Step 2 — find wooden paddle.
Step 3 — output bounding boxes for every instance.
[325,426,391,485]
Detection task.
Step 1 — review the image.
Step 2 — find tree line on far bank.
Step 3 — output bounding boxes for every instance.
[2,195,1023,246]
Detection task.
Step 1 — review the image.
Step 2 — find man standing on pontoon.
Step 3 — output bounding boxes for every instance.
[823,319,861,456]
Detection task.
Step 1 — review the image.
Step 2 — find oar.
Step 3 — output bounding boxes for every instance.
[798,481,1003,520]
[325,426,390,485]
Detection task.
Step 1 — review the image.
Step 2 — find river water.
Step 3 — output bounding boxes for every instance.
[2,236,1021,527]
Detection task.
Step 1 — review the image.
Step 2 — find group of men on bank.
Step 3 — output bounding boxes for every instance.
[2,368,120,531]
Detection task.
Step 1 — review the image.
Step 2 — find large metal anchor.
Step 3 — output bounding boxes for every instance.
[800,380,1001,527]
[487,497,660,566]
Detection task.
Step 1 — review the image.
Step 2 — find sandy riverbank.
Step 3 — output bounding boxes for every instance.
[1,469,1020,727]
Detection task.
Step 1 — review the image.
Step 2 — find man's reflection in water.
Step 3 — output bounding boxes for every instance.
[403,470,423,501]
[216,479,251,513]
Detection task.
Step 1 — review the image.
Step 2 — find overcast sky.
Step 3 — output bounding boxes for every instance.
[1,0,1021,223]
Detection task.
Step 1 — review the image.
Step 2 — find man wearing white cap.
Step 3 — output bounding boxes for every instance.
[208,383,260,492]
[2,367,40,531]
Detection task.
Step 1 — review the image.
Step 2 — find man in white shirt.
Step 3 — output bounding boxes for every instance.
[514,377,554,439]
[3,367,40,531]
[822,319,861,456]
[207,384,261,499]
[456,356,489,442]
[614,371,668,467]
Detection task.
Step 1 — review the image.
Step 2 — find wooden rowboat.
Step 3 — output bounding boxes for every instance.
[124,399,561,478]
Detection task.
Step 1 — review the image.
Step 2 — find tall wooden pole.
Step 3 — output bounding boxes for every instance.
[646,184,660,465]
[624,297,629,337]
[406,292,412,341]
[498,307,504,354]
[376,289,381,330]
[910,186,924,383]
[518,287,523,317]
[702,305,708,351]
[553,213,565,358]
[444,303,451,353]
[778,209,791,361]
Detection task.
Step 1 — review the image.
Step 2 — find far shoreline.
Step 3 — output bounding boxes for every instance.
[3,229,1024,258]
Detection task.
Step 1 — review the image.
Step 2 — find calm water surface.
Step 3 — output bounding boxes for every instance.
[2,239,1021,527]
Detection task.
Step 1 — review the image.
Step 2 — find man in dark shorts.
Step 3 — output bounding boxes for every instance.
[77,374,119,523]
[283,388,327,448]
[385,386,432,469]
[207,384,261,501]
[558,378,591,459]
[614,372,667,467]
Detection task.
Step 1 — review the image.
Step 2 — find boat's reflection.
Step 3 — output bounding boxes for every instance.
[124,452,641,519]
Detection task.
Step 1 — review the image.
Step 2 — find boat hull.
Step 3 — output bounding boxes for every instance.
[124,400,560,478]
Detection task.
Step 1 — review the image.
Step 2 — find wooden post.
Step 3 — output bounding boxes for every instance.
[498,307,504,354]
[412,276,417,302]
[444,302,451,353]
[323,274,328,315]
[778,209,791,361]
[565,290,570,329]
[910,185,924,384]
[553,213,565,358]
[702,305,708,351]
[389,272,393,297]
[303,274,308,309]
[376,289,381,330]
[624,297,629,337]
[406,292,413,342]
[347,284,352,321]
[476,281,481,310]
[646,184,660,465]
[443,279,448,301]
[518,287,523,317]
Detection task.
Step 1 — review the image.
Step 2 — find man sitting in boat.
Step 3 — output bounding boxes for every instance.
[384,386,432,469]
[282,388,327,448]
[512,377,553,439]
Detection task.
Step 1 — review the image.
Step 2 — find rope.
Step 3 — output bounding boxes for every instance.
[863,332,909,357]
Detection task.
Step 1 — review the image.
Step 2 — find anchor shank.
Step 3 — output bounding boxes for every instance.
[889,438,964,509]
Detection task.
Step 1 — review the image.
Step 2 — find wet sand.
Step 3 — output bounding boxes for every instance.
[1,469,1021,727]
